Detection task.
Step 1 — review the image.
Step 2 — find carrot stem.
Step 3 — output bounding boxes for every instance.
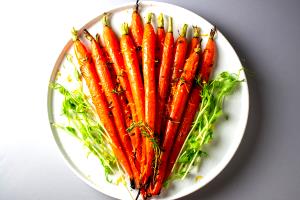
[179,24,188,37]
[167,16,173,33]
[157,13,164,28]
[121,23,130,35]
[192,26,201,38]
[146,13,153,24]
[71,27,78,41]
[102,13,110,27]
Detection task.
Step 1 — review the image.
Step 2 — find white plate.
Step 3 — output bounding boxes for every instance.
[48,1,249,199]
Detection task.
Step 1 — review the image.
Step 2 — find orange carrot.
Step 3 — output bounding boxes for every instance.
[96,33,134,139]
[149,45,202,195]
[71,29,135,187]
[155,16,174,137]
[84,30,140,188]
[102,15,142,168]
[155,13,165,84]
[165,27,217,179]
[170,24,188,85]
[162,24,188,136]
[120,22,146,174]
[130,1,143,69]
[187,26,201,57]
[141,13,156,185]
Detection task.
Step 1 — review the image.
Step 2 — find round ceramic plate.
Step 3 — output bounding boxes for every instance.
[48,1,249,199]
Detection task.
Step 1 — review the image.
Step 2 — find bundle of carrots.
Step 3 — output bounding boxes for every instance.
[71,3,217,198]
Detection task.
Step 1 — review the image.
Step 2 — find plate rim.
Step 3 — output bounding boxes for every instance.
[47,1,249,199]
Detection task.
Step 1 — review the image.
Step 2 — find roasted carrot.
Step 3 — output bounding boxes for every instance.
[120,22,146,174]
[141,13,156,185]
[71,29,135,187]
[96,33,134,138]
[84,30,140,188]
[130,0,143,70]
[187,26,201,57]
[155,13,165,84]
[165,27,217,182]
[155,16,174,137]
[149,45,202,195]
[170,24,188,85]
[119,22,145,123]
[162,24,188,136]
[102,15,142,168]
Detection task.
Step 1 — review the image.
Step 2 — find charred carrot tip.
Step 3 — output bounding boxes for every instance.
[192,26,201,38]
[121,23,129,35]
[167,16,173,32]
[157,13,164,28]
[135,0,140,11]
[180,24,188,37]
[130,178,136,189]
[83,29,93,41]
[146,12,153,24]
[71,27,78,41]
[102,13,110,27]
[210,25,217,39]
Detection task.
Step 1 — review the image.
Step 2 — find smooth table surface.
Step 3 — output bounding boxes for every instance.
[0,0,299,199]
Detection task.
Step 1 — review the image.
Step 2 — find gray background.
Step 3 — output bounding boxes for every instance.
[0,0,300,199]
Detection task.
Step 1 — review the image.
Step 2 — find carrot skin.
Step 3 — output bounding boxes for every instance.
[149,48,201,195]
[141,14,156,185]
[102,19,139,122]
[96,33,140,155]
[165,27,217,182]
[187,26,201,57]
[163,24,188,136]
[155,17,174,137]
[155,27,165,83]
[120,23,146,174]
[85,31,140,187]
[120,23,145,123]
[102,18,142,171]
[170,24,188,85]
[169,51,201,119]
[130,10,144,72]
[72,34,134,184]
[164,87,201,178]
[155,13,165,84]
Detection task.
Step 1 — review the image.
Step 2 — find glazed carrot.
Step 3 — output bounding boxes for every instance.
[199,27,217,82]
[187,26,201,57]
[120,23,146,172]
[155,16,174,137]
[170,24,188,85]
[120,23,145,122]
[102,15,142,167]
[165,27,217,179]
[84,30,140,188]
[155,13,165,84]
[71,29,135,187]
[141,13,156,185]
[162,24,188,135]
[130,0,143,68]
[149,45,202,195]
[96,33,134,136]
